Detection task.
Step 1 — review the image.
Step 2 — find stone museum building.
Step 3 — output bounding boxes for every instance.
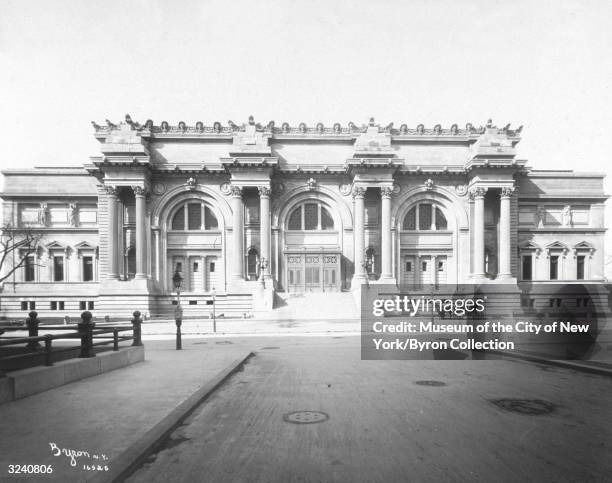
[0,116,608,317]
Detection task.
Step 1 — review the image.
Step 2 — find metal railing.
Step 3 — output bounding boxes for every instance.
[0,311,143,373]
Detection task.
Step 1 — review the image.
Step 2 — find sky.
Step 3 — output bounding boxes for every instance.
[1,0,611,271]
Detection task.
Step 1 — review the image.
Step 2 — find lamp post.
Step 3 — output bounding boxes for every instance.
[211,286,216,333]
[258,257,268,287]
[172,267,183,350]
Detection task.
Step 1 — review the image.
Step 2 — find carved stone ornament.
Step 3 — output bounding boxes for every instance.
[306,178,317,191]
[132,186,146,196]
[186,177,197,190]
[220,182,232,195]
[258,186,271,198]
[352,186,366,199]
[469,187,488,200]
[392,183,401,195]
[38,203,49,226]
[105,186,119,197]
[271,182,285,196]
[381,186,394,199]
[229,185,243,197]
[152,183,166,196]
[500,187,515,198]
[424,179,434,190]
[455,184,468,196]
[339,183,352,196]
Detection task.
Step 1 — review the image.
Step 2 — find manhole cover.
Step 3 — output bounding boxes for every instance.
[283,411,329,424]
[414,380,447,387]
[261,346,280,350]
[491,399,556,415]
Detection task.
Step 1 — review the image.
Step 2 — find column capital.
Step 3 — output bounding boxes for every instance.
[381,186,394,199]
[257,186,271,198]
[352,186,366,199]
[105,186,119,197]
[132,186,147,197]
[230,185,243,198]
[469,186,487,200]
[500,186,516,198]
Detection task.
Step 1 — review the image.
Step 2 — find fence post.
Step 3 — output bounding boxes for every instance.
[113,329,119,351]
[131,311,143,347]
[26,311,41,350]
[44,335,53,366]
[78,311,96,358]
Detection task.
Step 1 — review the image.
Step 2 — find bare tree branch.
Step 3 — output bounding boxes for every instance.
[0,223,44,284]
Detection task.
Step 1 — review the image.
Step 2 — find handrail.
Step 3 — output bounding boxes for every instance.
[0,311,144,371]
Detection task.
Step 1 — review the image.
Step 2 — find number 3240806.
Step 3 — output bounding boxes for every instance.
[8,464,53,474]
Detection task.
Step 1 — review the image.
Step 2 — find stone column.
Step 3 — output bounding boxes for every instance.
[380,186,394,281]
[134,186,147,279]
[352,186,367,285]
[258,186,271,280]
[231,186,244,282]
[498,187,514,279]
[106,186,120,280]
[471,187,487,278]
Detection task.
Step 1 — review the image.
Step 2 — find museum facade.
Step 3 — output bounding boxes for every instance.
[0,116,608,317]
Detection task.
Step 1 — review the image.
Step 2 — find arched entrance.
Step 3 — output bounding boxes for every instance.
[283,199,341,293]
[395,189,465,288]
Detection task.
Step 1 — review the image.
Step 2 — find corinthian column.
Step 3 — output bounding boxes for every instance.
[106,186,120,280]
[498,186,515,279]
[133,186,147,279]
[352,186,367,286]
[231,186,244,282]
[380,186,394,282]
[258,186,271,280]
[470,186,487,279]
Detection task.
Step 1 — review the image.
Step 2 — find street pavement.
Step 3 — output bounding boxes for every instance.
[125,336,612,483]
[0,326,611,482]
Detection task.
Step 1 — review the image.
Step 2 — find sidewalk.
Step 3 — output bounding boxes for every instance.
[0,338,255,482]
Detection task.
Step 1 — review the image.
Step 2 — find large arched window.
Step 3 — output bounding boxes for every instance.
[403,203,447,231]
[287,202,335,231]
[171,201,218,231]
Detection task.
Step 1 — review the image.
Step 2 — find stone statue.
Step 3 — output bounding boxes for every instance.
[68,203,77,227]
[535,206,545,228]
[39,203,49,226]
[562,205,572,227]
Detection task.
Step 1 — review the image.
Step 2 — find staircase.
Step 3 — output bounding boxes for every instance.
[268,291,360,321]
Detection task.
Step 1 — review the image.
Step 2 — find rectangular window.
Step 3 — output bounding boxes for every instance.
[80,301,86,310]
[405,261,412,272]
[29,301,36,310]
[187,203,202,230]
[88,301,94,310]
[59,301,64,310]
[24,255,35,282]
[209,262,215,273]
[576,256,585,280]
[522,256,532,281]
[419,204,432,230]
[53,256,64,281]
[21,301,28,310]
[549,256,559,280]
[437,261,445,272]
[50,301,57,310]
[304,204,318,230]
[83,256,94,281]
[421,261,428,272]
[188,300,197,305]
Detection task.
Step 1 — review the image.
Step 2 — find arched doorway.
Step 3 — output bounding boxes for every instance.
[398,199,454,288]
[283,200,341,293]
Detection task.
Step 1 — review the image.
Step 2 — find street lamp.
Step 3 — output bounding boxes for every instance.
[211,286,216,333]
[172,267,183,350]
[258,257,268,286]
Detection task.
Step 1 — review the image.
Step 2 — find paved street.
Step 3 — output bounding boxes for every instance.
[128,336,612,483]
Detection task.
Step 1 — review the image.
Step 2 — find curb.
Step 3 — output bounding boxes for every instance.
[87,351,255,483]
[492,350,612,377]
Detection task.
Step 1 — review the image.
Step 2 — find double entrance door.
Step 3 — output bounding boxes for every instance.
[286,252,341,292]
[170,254,219,293]
[402,254,448,288]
